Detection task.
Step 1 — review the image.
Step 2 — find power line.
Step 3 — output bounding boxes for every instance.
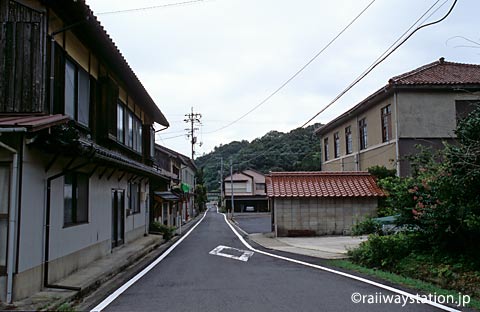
[96,0,208,15]
[203,0,377,135]
[301,0,458,128]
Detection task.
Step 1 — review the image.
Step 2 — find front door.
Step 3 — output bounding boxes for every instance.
[111,189,125,248]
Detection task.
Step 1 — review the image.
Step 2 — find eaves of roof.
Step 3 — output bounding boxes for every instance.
[0,114,70,132]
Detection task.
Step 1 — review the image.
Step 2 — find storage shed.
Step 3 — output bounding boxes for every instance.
[266,172,385,237]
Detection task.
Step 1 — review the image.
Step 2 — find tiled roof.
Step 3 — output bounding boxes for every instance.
[389,58,480,85]
[315,58,480,135]
[266,172,385,198]
[0,114,70,132]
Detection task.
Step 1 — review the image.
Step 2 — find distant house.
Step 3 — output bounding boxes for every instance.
[315,58,480,176]
[266,172,385,237]
[223,169,268,213]
[151,145,196,227]
[0,0,170,302]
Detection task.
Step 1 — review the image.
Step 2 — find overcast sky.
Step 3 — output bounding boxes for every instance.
[87,0,479,158]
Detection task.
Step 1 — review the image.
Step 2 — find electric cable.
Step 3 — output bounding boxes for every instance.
[301,0,458,128]
[203,0,377,134]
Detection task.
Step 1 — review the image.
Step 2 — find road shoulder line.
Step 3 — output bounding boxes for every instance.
[221,212,459,312]
[90,210,209,312]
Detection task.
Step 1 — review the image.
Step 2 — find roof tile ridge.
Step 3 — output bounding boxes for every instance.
[389,59,441,84]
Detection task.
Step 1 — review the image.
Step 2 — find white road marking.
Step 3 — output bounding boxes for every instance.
[90,210,209,312]
[221,212,460,312]
[209,245,254,262]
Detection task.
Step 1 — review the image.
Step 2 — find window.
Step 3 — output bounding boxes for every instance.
[255,183,265,191]
[324,137,329,161]
[64,172,89,226]
[127,113,133,148]
[117,104,125,144]
[333,132,340,158]
[150,127,155,158]
[64,59,90,127]
[359,118,367,150]
[230,182,247,193]
[0,165,9,274]
[116,102,143,153]
[128,182,141,215]
[455,100,478,124]
[345,126,352,154]
[133,118,142,153]
[381,105,392,142]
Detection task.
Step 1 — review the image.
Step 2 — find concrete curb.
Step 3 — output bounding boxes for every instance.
[11,213,205,312]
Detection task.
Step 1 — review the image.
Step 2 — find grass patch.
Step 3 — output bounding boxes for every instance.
[57,302,76,312]
[329,259,480,310]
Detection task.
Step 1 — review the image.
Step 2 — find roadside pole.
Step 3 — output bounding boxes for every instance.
[230,159,234,219]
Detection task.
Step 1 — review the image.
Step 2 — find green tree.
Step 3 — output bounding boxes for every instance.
[194,167,208,212]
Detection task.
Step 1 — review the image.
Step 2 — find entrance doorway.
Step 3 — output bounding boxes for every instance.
[111,189,125,248]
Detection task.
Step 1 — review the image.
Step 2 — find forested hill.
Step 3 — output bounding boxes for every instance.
[195,124,322,191]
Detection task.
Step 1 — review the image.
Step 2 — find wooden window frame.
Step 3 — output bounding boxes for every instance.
[63,172,89,227]
[128,182,141,215]
[64,58,91,128]
[333,132,340,158]
[324,137,329,161]
[345,126,352,154]
[359,118,368,150]
[117,102,143,154]
[381,105,392,142]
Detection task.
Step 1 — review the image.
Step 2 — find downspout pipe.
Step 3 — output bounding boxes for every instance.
[44,155,94,292]
[0,137,23,304]
[394,91,401,176]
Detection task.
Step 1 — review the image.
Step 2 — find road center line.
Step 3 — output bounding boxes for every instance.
[221,212,460,312]
[90,210,209,312]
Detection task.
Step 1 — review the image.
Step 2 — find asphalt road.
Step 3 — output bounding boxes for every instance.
[233,213,272,234]
[97,205,441,312]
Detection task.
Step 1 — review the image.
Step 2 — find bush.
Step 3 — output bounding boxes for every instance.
[149,222,176,240]
[351,218,382,236]
[348,233,416,269]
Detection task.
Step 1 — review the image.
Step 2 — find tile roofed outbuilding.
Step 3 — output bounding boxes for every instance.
[266,171,385,198]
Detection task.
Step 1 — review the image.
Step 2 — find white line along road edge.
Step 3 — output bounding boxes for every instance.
[90,210,209,312]
[221,213,460,312]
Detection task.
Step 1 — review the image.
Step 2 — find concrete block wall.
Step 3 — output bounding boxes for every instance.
[275,197,377,236]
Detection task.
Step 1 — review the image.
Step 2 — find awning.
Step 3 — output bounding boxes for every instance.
[154,191,180,201]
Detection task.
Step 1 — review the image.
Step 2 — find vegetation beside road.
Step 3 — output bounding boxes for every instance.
[329,259,480,310]
[348,105,480,309]
[196,124,322,190]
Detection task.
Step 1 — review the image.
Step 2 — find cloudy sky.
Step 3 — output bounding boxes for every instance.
[87,0,479,158]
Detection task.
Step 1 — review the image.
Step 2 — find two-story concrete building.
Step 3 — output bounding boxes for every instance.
[224,169,268,213]
[316,58,480,176]
[0,0,171,302]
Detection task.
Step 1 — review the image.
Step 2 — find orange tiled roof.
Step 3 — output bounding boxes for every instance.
[389,58,480,86]
[266,171,385,198]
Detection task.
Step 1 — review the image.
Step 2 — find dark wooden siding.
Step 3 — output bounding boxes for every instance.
[0,1,46,113]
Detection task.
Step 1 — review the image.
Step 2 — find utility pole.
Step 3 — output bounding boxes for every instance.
[230,159,234,218]
[220,157,224,208]
[184,107,202,159]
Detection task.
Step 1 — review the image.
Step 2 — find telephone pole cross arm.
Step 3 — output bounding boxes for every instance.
[184,107,202,159]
